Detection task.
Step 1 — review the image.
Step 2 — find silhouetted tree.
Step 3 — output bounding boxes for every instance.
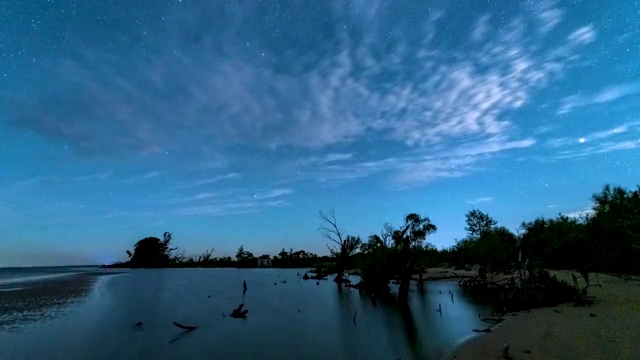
[235,246,255,261]
[318,210,362,283]
[393,213,437,302]
[588,184,640,274]
[128,232,176,268]
[465,209,497,239]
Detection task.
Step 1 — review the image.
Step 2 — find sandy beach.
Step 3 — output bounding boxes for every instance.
[444,271,640,360]
[0,272,120,331]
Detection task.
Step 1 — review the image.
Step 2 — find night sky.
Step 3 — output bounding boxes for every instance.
[1,0,638,266]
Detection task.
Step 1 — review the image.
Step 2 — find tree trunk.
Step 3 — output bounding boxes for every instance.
[334,272,343,283]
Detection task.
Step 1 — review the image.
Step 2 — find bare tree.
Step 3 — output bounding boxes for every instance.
[317,209,361,283]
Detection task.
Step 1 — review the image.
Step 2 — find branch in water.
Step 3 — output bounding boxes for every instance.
[173,321,198,331]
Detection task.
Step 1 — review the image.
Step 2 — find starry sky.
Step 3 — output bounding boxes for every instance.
[1,0,639,266]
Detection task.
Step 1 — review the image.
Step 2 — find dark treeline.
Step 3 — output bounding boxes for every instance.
[107,184,639,310]
[109,233,331,269]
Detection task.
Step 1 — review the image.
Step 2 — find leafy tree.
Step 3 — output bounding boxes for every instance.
[128,232,176,268]
[465,209,497,239]
[588,184,640,273]
[393,213,437,302]
[453,211,518,272]
[358,232,398,299]
[258,254,271,260]
[235,246,255,261]
[520,215,587,270]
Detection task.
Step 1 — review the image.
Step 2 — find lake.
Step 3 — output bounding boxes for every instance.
[0,268,489,360]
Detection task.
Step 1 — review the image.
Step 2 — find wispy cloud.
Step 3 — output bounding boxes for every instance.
[123,171,161,184]
[466,197,494,205]
[533,0,564,34]
[567,25,597,45]
[551,139,640,160]
[322,153,353,163]
[2,2,593,160]
[12,171,113,190]
[564,207,595,219]
[296,153,354,167]
[295,136,535,188]
[173,188,293,217]
[253,188,293,199]
[548,204,559,208]
[545,123,634,148]
[175,173,241,189]
[558,82,640,114]
[471,14,491,42]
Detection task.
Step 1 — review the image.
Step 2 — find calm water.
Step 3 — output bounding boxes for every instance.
[0,268,488,360]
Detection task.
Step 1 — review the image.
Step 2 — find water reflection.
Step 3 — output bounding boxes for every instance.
[0,269,489,360]
[168,329,196,344]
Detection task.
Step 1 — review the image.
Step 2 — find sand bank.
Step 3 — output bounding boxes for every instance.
[444,271,640,360]
[0,272,122,331]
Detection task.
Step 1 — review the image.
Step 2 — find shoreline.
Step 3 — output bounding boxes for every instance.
[0,271,124,331]
[443,271,640,360]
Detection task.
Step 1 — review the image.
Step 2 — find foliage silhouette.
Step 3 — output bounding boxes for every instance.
[107,183,639,312]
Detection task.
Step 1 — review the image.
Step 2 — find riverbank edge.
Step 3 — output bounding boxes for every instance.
[441,271,640,360]
[0,271,126,331]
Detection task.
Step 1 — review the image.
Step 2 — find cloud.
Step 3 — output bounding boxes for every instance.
[175,199,290,217]
[173,188,292,217]
[296,153,354,167]
[123,171,161,184]
[322,153,354,163]
[558,82,640,114]
[471,14,491,42]
[295,136,535,188]
[551,138,640,160]
[563,207,595,219]
[545,123,634,148]
[12,171,113,190]
[567,25,597,45]
[175,173,241,188]
[531,0,564,34]
[466,197,493,205]
[2,1,593,160]
[253,188,293,199]
[548,204,559,208]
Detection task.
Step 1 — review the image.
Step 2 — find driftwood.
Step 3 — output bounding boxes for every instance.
[231,303,249,319]
[472,327,493,333]
[173,321,198,331]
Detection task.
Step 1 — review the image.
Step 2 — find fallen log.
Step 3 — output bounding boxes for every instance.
[173,321,198,331]
[472,327,493,333]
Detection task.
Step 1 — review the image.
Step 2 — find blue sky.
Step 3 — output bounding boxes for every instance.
[1,0,639,266]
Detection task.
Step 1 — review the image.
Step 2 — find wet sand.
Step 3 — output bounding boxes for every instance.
[0,272,122,331]
[444,271,640,360]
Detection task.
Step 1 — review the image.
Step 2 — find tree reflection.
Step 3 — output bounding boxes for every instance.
[398,303,422,359]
